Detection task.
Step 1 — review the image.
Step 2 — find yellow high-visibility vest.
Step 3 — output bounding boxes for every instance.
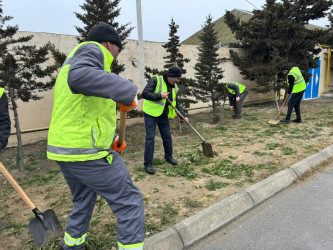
[47,42,116,162]
[142,75,178,119]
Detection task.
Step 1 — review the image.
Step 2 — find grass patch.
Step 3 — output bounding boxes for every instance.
[6,223,28,236]
[145,221,160,235]
[282,146,297,155]
[184,198,203,208]
[252,151,273,156]
[202,159,254,179]
[26,174,55,186]
[134,173,146,182]
[256,163,278,173]
[205,179,230,191]
[161,163,199,180]
[178,150,211,166]
[160,203,178,226]
[266,142,281,150]
[152,158,164,165]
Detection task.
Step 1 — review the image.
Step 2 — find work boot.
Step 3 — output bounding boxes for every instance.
[166,158,178,165]
[292,119,302,123]
[280,119,290,123]
[144,164,155,175]
[233,115,241,119]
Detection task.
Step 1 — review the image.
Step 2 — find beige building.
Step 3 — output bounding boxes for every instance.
[6,31,332,147]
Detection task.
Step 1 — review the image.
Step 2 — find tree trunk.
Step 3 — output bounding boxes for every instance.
[212,99,219,122]
[8,87,24,172]
[221,97,226,122]
[177,116,182,134]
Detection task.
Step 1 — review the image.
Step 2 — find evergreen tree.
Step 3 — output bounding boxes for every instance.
[145,18,197,110]
[74,0,134,74]
[224,0,333,95]
[162,18,196,111]
[319,9,333,47]
[0,2,58,171]
[193,15,226,122]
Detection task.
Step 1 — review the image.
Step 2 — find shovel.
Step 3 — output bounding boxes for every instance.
[268,94,290,125]
[0,162,62,247]
[166,98,214,157]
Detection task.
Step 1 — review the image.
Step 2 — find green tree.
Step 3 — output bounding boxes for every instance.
[74,0,134,74]
[162,18,196,112]
[0,3,58,171]
[193,15,226,122]
[319,9,333,47]
[224,0,333,95]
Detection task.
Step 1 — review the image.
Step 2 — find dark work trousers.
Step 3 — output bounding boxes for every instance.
[57,152,144,249]
[285,90,305,120]
[144,114,173,166]
[235,88,248,117]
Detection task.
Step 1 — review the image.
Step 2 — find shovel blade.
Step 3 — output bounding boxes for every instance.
[201,142,214,157]
[28,209,63,247]
[268,119,280,125]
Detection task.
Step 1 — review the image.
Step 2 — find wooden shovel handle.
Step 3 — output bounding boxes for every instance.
[118,111,127,155]
[276,94,290,118]
[166,98,207,143]
[0,162,36,210]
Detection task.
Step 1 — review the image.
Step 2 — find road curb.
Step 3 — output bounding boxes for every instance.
[144,144,333,249]
[245,168,297,206]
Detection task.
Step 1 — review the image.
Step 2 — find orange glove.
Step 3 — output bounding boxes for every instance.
[230,106,235,111]
[236,96,240,102]
[112,135,127,154]
[118,94,138,112]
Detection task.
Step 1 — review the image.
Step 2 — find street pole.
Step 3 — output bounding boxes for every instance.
[136,0,145,91]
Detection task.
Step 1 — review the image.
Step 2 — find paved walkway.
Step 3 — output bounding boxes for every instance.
[189,160,333,250]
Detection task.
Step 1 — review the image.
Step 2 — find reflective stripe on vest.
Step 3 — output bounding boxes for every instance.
[118,241,144,250]
[0,88,4,99]
[47,42,116,162]
[142,76,178,119]
[287,67,306,93]
[226,82,245,95]
[64,231,87,246]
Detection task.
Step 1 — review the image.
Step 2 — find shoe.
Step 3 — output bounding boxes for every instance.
[233,115,241,119]
[280,119,290,123]
[144,164,155,175]
[0,222,3,230]
[166,158,178,165]
[292,119,302,123]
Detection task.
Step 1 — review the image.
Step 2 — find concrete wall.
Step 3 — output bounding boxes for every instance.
[5,31,329,147]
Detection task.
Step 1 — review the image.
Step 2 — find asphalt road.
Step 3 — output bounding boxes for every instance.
[188,160,333,250]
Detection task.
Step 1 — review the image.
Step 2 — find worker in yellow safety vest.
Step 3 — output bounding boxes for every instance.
[47,22,144,250]
[280,65,306,123]
[142,66,189,174]
[226,82,248,119]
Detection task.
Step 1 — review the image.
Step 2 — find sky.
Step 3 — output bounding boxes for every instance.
[3,0,331,43]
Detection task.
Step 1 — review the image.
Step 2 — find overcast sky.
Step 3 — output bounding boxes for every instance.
[3,0,331,42]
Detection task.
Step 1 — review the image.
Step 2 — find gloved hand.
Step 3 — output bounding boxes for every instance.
[112,134,127,154]
[236,96,240,102]
[118,94,138,112]
[230,106,235,111]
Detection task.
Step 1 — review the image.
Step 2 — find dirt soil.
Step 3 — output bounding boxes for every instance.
[0,98,333,249]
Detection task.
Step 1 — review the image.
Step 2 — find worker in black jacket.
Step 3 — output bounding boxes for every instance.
[0,87,11,231]
[142,67,188,174]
